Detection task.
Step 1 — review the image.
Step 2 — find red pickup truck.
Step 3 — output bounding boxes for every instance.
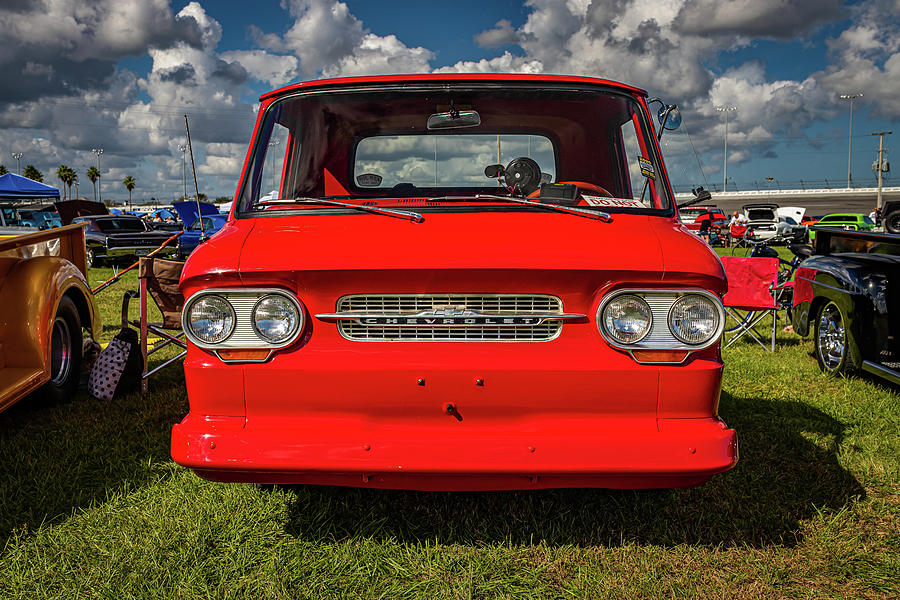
[171,73,737,490]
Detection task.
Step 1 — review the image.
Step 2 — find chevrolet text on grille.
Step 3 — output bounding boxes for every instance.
[315,307,585,327]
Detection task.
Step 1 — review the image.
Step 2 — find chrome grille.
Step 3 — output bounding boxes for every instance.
[336,294,564,341]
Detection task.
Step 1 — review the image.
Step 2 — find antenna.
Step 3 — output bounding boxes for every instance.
[184,115,206,240]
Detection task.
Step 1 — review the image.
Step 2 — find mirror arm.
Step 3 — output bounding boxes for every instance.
[677,186,712,209]
[657,104,678,141]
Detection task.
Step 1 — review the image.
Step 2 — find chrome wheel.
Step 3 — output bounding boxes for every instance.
[816,302,846,372]
[86,247,94,268]
[49,315,73,385]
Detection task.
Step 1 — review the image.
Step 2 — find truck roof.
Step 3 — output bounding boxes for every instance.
[260,73,648,102]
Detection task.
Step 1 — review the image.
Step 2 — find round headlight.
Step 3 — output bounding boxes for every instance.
[601,294,652,344]
[187,295,235,344]
[252,294,301,343]
[668,294,720,345]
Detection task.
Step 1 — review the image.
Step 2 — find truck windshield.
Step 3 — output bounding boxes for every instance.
[238,84,672,215]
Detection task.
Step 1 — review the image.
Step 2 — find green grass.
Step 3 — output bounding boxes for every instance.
[1,265,898,598]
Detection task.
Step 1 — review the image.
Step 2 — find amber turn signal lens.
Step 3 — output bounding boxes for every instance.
[630,350,689,363]
[216,349,272,362]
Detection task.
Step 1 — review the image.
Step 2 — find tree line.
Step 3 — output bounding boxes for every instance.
[0,163,137,207]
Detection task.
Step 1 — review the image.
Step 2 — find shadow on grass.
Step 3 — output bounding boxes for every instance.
[0,366,187,546]
[280,391,864,548]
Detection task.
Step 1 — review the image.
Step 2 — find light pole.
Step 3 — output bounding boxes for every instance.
[715,106,736,192]
[178,144,187,200]
[91,148,103,204]
[840,93,863,188]
[11,152,22,175]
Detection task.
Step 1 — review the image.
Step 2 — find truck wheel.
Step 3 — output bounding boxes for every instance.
[885,210,900,234]
[814,301,858,376]
[37,296,83,403]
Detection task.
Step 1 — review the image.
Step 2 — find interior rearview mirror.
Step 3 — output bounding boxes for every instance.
[427,110,481,130]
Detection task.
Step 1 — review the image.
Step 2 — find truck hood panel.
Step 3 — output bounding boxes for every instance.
[239,212,663,273]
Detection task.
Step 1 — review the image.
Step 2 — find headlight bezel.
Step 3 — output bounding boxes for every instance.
[597,288,725,354]
[182,288,306,353]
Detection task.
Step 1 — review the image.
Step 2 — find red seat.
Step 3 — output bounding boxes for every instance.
[729,223,749,240]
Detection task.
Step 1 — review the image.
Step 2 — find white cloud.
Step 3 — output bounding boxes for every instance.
[266,0,366,76]
[434,51,542,74]
[251,0,433,78]
[814,0,900,118]
[220,50,299,87]
[673,0,844,39]
[475,20,520,48]
[0,0,203,102]
[323,34,432,77]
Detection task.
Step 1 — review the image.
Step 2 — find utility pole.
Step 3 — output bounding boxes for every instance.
[872,131,892,210]
[11,152,22,175]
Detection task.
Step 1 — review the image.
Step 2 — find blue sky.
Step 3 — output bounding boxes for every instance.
[0,0,897,201]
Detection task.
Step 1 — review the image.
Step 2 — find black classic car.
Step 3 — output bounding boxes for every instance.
[56,200,177,267]
[792,228,900,384]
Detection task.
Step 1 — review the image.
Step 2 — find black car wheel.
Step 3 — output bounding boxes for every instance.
[814,301,858,376]
[885,209,900,234]
[86,246,102,268]
[37,296,83,403]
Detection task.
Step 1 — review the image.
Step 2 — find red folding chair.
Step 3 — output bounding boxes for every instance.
[728,223,750,248]
[721,256,779,352]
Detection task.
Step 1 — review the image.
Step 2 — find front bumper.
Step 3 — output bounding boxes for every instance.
[172,413,737,490]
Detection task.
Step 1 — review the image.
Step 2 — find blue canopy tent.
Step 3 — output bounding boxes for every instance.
[0,173,60,200]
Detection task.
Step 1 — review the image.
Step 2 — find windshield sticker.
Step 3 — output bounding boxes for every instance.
[638,157,655,180]
[582,196,646,208]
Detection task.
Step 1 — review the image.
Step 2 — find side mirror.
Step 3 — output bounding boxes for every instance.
[658,105,681,131]
[427,110,481,130]
[648,98,681,141]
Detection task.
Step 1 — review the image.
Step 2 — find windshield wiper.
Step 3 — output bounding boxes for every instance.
[461,194,612,222]
[251,197,424,223]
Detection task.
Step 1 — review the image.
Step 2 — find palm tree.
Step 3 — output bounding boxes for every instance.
[0,164,7,176]
[23,165,43,182]
[122,175,136,210]
[86,166,100,202]
[57,164,76,199]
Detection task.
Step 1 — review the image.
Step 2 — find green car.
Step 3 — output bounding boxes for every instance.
[809,213,875,242]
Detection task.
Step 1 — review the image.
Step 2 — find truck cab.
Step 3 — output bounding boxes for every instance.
[172,74,736,490]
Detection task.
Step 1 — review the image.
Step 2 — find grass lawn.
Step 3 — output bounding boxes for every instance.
[1,261,898,598]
